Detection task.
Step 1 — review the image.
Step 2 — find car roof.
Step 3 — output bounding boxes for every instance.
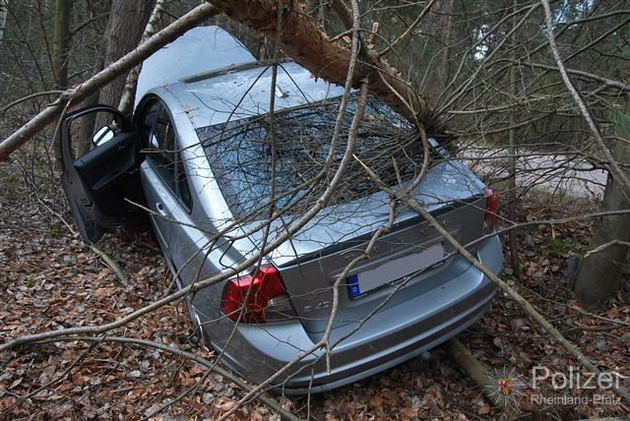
[160,61,346,128]
[135,26,256,107]
[137,26,346,128]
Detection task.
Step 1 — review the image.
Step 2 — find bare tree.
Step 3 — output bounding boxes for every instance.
[0,0,8,42]
[82,0,154,149]
[574,115,630,308]
[0,3,217,160]
[52,0,71,89]
[540,0,630,309]
[118,0,169,114]
[97,0,154,112]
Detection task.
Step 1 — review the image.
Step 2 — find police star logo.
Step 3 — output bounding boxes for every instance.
[486,366,526,407]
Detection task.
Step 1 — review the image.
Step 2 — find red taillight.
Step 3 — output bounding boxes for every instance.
[483,186,499,229]
[221,265,286,323]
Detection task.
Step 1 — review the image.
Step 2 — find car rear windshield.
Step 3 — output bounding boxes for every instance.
[197,97,423,220]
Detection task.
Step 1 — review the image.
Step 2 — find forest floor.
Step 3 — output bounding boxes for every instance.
[0,155,629,420]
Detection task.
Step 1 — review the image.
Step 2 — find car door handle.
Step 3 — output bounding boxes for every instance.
[156,202,168,217]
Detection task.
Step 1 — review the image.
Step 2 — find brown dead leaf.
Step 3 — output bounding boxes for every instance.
[369,395,384,407]
[478,403,491,415]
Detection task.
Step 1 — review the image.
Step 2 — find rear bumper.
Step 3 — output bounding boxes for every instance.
[212,235,502,394]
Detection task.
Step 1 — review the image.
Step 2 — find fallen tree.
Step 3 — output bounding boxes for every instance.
[205,0,432,128]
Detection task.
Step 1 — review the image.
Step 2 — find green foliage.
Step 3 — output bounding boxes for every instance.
[613,111,630,137]
[44,226,62,238]
[544,236,583,258]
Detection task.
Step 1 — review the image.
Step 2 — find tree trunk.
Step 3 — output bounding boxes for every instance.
[573,136,630,309]
[52,0,71,89]
[83,0,153,155]
[97,0,153,112]
[574,91,630,309]
[0,0,8,42]
[507,0,520,275]
[50,0,72,165]
[117,0,168,115]
[438,0,454,94]
[206,0,432,131]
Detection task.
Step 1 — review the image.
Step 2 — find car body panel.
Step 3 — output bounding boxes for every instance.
[211,235,502,394]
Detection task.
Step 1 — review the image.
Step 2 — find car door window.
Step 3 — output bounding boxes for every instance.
[144,100,193,212]
[149,105,176,189]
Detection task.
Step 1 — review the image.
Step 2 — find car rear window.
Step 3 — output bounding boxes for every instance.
[197,97,423,220]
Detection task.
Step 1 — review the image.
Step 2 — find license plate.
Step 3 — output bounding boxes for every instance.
[347,243,445,299]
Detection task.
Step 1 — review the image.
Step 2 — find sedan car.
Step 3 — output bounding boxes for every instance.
[59,26,502,394]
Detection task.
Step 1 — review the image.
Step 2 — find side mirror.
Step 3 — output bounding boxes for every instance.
[92,126,115,147]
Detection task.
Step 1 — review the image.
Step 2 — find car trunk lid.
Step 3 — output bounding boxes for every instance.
[238,159,489,337]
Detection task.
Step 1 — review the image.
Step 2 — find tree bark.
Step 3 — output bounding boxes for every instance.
[438,0,454,95]
[0,0,8,42]
[78,0,153,155]
[98,0,153,111]
[206,0,432,129]
[444,338,519,416]
[507,0,520,275]
[573,136,630,308]
[117,0,168,115]
[51,0,72,165]
[52,0,71,89]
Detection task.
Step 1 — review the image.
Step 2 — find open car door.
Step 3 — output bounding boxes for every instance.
[60,105,144,243]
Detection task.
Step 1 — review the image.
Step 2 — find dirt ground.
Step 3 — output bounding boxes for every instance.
[1,156,629,420]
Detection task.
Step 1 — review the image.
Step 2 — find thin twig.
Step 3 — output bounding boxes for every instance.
[583,239,630,258]
[378,0,436,57]
[30,335,301,421]
[1,90,65,115]
[90,245,127,284]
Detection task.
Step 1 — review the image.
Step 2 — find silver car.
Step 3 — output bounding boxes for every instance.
[60,26,502,394]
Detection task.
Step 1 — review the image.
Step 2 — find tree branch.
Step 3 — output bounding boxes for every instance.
[0,3,218,161]
[541,0,630,202]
